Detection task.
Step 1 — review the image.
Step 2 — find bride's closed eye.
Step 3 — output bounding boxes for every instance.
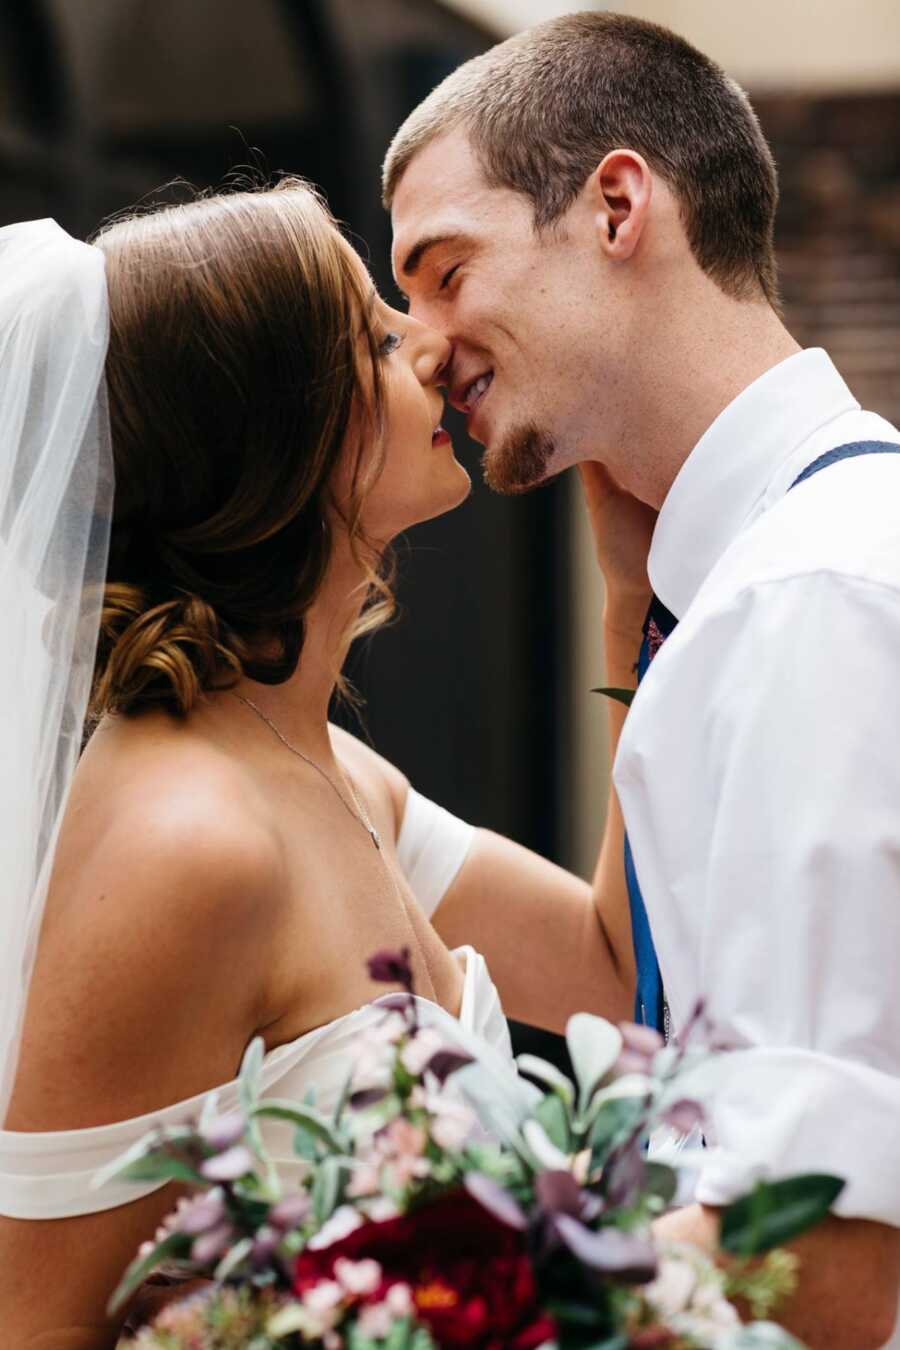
[378,330,405,357]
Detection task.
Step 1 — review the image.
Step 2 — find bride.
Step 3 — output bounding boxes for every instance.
[0,180,647,1346]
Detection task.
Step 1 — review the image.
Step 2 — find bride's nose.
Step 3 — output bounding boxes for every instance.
[413,323,452,386]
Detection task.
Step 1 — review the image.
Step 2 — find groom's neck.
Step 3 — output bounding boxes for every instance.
[597,291,800,510]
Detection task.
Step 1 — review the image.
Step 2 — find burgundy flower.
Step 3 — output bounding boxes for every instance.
[294,1190,555,1349]
[367,948,414,992]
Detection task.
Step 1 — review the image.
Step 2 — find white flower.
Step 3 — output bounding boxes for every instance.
[646,1243,739,1344]
[335,1257,382,1297]
[428,1096,477,1151]
[645,1247,699,1318]
[303,1279,345,1317]
[400,1027,445,1076]
[385,1283,414,1317]
[673,1301,740,1343]
[308,1204,364,1250]
[363,1195,401,1223]
[356,1301,395,1339]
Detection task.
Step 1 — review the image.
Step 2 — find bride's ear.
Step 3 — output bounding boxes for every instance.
[590,150,653,262]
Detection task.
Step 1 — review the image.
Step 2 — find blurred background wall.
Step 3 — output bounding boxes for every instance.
[2,0,898,1048]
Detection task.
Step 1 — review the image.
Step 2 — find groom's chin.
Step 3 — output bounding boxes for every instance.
[482,422,557,496]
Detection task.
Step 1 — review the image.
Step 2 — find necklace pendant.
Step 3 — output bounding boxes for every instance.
[370,828,382,850]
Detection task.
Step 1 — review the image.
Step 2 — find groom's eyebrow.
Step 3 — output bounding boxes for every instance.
[399,232,466,278]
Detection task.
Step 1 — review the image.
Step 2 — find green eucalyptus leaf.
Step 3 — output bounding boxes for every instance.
[455,1061,541,1162]
[534,1091,573,1154]
[116,1153,208,1187]
[332,1064,355,1125]
[107,1231,192,1314]
[590,686,635,708]
[545,1296,611,1328]
[721,1174,845,1256]
[311,1154,344,1223]
[214,1234,255,1281]
[588,1096,645,1166]
[252,1099,342,1151]
[643,1160,678,1208]
[90,1125,196,1192]
[566,1015,623,1113]
[239,1036,265,1114]
[516,1054,576,1105]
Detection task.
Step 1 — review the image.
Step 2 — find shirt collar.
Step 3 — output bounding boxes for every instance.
[648,348,859,619]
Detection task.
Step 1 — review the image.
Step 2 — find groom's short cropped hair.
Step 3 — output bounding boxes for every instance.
[383,11,780,308]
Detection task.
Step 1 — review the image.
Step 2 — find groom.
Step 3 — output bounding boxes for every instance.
[383,12,900,1349]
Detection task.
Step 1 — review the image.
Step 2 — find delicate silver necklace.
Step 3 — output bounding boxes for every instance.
[232,693,382,851]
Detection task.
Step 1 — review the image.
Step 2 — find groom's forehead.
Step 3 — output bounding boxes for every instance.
[389,135,506,284]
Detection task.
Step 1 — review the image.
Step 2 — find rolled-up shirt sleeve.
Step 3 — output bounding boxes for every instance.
[618,567,900,1224]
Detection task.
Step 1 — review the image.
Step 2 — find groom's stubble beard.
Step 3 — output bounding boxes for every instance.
[482,420,556,495]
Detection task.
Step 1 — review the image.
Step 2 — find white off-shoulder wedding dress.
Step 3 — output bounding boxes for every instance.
[0,789,512,1221]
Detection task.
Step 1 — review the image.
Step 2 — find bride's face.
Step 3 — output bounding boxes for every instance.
[333,251,471,543]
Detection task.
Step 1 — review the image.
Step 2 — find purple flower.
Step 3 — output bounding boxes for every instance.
[270,1192,312,1230]
[174,1187,227,1236]
[367,947,413,992]
[200,1144,255,1181]
[190,1221,235,1265]
[252,1224,281,1263]
[615,1022,664,1077]
[199,1109,247,1151]
[425,1048,475,1084]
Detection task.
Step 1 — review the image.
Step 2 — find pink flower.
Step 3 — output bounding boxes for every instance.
[386,1283,414,1317]
[308,1205,365,1251]
[303,1279,345,1316]
[199,1144,255,1181]
[357,1301,396,1338]
[335,1257,382,1297]
[190,1221,234,1265]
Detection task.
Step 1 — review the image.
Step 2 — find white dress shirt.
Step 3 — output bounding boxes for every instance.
[614,350,900,1252]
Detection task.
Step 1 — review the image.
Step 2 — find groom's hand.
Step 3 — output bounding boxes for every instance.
[577,461,655,621]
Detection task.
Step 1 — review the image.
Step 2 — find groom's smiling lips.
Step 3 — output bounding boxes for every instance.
[449,369,494,422]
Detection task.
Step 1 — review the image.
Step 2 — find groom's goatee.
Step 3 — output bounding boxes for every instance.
[483,422,555,495]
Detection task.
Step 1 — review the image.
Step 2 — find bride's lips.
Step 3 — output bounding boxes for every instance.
[431,426,451,447]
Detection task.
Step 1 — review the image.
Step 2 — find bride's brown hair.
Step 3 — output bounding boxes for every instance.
[89,179,393,718]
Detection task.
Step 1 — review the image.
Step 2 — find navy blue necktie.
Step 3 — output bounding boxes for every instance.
[623,439,900,1035]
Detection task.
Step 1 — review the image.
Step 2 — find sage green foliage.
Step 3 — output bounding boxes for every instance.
[721,1174,845,1256]
[591,686,635,707]
[344,1317,437,1349]
[725,1249,801,1321]
[110,1232,192,1313]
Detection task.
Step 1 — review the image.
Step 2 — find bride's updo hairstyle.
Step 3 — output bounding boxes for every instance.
[89,179,392,718]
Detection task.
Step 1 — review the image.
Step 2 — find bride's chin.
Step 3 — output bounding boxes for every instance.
[407,467,474,531]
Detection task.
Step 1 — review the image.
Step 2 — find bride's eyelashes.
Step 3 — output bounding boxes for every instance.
[378,330,406,357]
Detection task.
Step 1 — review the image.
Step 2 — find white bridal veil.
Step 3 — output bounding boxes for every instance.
[0,219,113,1120]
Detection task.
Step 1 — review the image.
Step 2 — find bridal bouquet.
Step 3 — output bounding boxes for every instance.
[103,951,841,1349]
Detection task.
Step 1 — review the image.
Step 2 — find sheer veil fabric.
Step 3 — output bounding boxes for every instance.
[0,219,113,1121]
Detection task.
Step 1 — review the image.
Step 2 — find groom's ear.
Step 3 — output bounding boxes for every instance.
[590,150,653,262]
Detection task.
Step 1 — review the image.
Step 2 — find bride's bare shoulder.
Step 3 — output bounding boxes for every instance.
[11,713,287,1130]
[48,710,286,983]
[328,724,410,838]
[70,711,282,880]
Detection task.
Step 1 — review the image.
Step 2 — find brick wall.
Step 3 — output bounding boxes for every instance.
[755,92,900,426]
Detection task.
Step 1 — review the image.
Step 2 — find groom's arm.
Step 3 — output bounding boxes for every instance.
[654,1203,900,1349]
[423,588,647,1032]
